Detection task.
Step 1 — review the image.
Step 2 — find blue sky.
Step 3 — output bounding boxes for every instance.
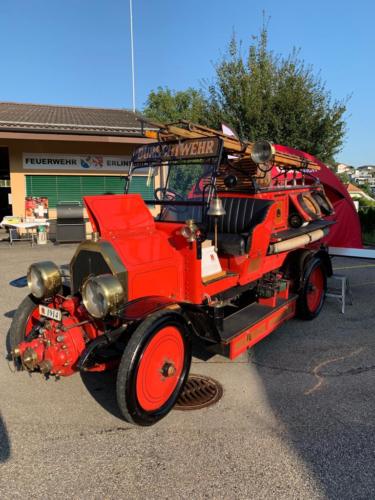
[0,0,374,166]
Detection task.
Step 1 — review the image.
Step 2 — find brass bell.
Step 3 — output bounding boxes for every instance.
[207,196,226,253]
[207,197,226,217]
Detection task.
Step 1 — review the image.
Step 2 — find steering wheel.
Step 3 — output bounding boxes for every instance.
[154,187,186,215]
[154,187,184,202]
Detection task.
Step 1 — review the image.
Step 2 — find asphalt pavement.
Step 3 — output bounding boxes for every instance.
[0,240,374,499]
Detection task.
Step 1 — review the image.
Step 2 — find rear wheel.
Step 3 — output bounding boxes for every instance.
[297,258,326,320]
[116,310,192,426]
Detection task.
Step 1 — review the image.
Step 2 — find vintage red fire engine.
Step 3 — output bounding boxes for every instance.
[10,121,335,426]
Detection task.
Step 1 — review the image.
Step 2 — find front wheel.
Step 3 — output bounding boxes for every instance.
[116,310,192,426]
[297,258,327,320]
[8,294,42,351]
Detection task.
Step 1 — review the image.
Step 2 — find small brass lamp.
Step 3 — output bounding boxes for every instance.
[207,196,226,252]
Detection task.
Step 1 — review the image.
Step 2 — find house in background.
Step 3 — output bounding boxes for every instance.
[344,182,375,210]
[0,102,154,220]
[352,165,375,194]
[337,163,355,175]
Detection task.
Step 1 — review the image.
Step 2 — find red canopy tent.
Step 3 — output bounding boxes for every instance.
[274,145,363,249]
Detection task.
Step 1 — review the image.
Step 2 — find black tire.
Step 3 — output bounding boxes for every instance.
[297,258,327,320]
[116,310,192,426]
[312,191,334,216]
[8,294,41,351]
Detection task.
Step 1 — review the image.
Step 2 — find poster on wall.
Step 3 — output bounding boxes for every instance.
[25,197,49,220]
[23,153,132,172]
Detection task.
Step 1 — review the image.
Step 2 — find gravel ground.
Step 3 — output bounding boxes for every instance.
[0,241,374,499]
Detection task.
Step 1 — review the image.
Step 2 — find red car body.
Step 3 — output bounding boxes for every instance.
[9,126,334,425]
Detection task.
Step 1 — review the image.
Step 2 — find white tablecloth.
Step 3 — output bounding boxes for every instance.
[0,220,49,229]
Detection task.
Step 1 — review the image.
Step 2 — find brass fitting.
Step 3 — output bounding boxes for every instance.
[39,359,52,375]
[180,219,198,243]
[91,231,100,242]
[22,348,38,371]
[12,347,21,359]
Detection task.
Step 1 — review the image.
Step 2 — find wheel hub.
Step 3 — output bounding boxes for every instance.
[161,361,176,378]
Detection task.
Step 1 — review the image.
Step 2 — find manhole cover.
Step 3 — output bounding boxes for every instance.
[174,374,223,411]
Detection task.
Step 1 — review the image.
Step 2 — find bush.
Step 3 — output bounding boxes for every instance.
[359,207,375,245]
[358,196,375,208]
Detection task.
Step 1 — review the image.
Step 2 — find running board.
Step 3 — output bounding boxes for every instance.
[219,296,297,359]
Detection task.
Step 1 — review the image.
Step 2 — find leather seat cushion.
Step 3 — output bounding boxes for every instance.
[207,232,246,256]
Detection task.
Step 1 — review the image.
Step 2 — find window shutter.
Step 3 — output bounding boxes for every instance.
[128,176,154,199]
[26,175,153,208]
[26,175,58,207]
[56,176,83,204]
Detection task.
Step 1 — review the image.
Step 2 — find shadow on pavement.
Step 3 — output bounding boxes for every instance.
[250,314,375,499]
[80,369,123,420]
[80,342,214,421]
[0,413,11,463]
[4,311,15,357]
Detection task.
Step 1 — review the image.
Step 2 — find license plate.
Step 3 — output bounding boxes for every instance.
[39,305,62,322]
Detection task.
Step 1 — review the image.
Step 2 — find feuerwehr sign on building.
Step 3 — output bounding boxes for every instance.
[23,153,131,171]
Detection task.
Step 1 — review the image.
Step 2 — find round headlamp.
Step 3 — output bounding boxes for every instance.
[27,261,62,299]
[82,274,125,319]
[251,140,275,164]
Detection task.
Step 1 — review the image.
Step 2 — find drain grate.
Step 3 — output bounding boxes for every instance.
[174,374,223,411]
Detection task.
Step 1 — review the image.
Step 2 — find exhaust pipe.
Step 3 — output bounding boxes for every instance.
[269,228,328,255]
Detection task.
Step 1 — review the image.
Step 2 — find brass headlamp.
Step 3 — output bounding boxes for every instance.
[82,274,125,318]
[27,261,62,299]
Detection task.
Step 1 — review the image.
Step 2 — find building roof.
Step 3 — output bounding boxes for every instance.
[345,182,364,193]
[356,165,375,171]
[345,182,375,201]
[0,102,150,137]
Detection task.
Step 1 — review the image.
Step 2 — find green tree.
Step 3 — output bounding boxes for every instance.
[360,182,375,198]
[144,26,348,163]
[208,28,347,162]
[144,87,211,125]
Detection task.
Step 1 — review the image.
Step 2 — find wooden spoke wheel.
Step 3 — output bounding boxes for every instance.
[116,310,192,426]
[297,258,326,320]
[297,193,321,219]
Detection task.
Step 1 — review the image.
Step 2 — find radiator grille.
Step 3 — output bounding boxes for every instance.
[71,250,112,293]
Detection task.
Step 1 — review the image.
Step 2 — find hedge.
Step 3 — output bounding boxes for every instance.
[359,206,375,232]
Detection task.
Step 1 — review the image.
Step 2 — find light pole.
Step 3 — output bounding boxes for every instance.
[129,0,136,113]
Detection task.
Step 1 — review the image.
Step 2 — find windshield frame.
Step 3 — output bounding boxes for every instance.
[126,138,223,223]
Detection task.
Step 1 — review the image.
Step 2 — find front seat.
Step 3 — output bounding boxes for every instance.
[207,197,273,256]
